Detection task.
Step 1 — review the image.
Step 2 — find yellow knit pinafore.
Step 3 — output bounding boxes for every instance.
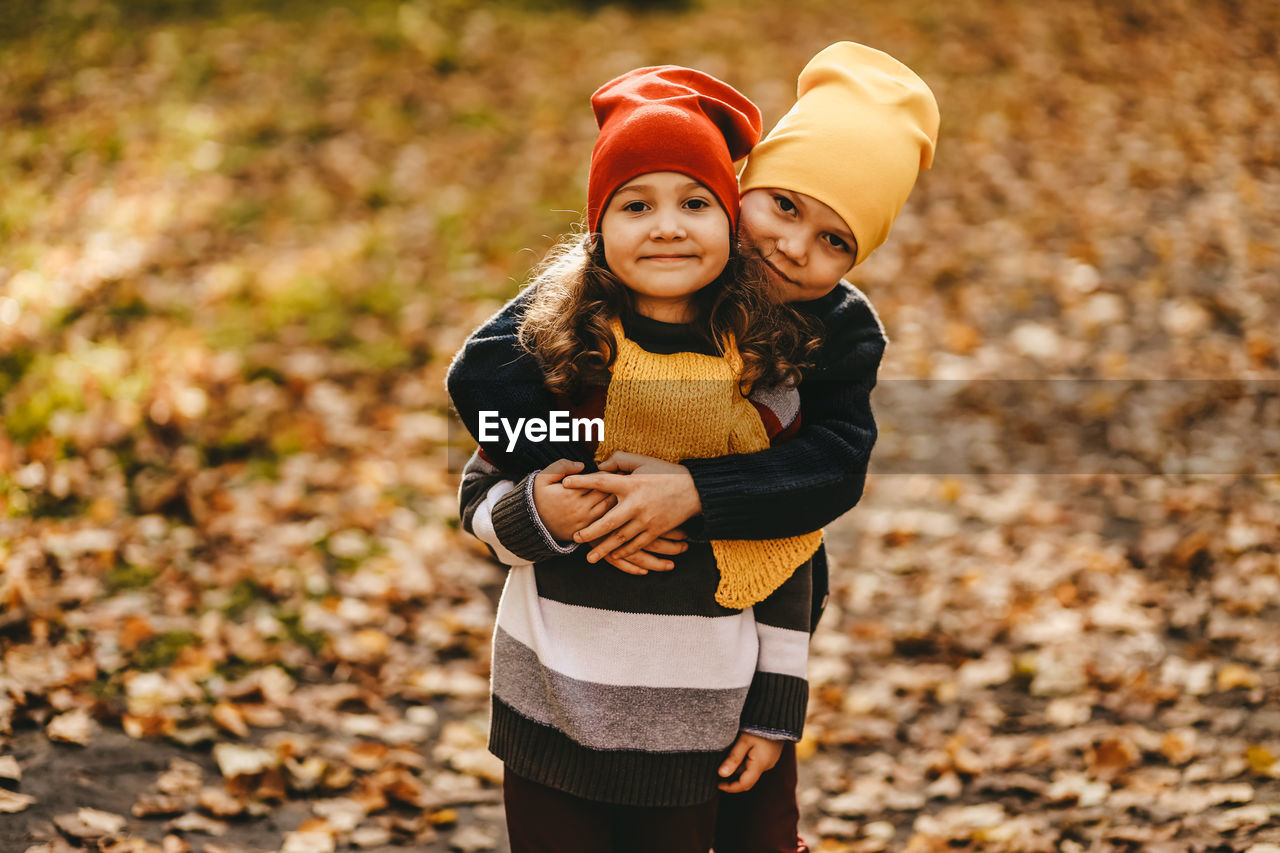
[596,319,823,609]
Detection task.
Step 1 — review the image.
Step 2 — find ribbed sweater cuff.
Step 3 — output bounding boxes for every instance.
[739,672,807,742]
[685,454,855,541]
[684,454,773,539]
[490,472,579,563]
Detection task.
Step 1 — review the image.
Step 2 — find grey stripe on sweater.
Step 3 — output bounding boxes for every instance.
[492,628,744,753]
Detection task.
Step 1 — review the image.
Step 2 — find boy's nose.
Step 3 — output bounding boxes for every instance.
[775,234,806,264]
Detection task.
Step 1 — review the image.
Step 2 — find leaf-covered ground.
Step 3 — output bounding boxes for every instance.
[2,1,1279,851]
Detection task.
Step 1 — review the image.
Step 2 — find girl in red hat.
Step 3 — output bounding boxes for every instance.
[454,64,822,852]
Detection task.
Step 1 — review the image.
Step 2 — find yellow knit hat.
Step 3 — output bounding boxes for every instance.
[738,42,940,267]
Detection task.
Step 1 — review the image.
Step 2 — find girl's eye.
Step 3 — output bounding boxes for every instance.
[684,198,711,210]
[773,195,796,214]
[622,201,649,213]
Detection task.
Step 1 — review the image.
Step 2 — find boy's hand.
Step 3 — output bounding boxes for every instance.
[532,459,614,543]
[562,452,702,564]
[717,732,784,793]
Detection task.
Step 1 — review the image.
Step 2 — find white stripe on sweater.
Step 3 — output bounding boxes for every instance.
[471,479,530,567]
[749,382,800,431]
[496,566,759,690]
[756,623,809,679]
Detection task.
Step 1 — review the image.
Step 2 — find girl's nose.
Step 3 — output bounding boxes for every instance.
[651,212,686,239]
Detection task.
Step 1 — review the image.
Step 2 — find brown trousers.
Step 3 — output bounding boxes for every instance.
[503,742,808,853]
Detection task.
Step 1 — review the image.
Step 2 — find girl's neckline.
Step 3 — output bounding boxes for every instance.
[619,309,719,357]
[624,308,694,338]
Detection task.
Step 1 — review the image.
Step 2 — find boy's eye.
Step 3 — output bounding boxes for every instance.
[621,201,649,213]
[824,234,851,252]
[684,198,711,210]
[773,195,796,214]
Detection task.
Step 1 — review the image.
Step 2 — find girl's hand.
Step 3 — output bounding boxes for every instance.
[562,452,702,564]
[600,530,689,576]
[717,732,784,793]
[532,459,615,543]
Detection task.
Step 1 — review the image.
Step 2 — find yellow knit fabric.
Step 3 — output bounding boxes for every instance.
[597,319,822,609]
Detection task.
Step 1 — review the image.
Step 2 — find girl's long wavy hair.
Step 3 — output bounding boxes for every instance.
[518,228,822,401]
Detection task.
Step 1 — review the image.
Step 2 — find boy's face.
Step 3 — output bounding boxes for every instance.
[600,171,731,323]
[738,189,857,303]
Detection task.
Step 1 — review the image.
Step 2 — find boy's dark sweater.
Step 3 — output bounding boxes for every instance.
[446,283,886,629]
[446,282,886,540]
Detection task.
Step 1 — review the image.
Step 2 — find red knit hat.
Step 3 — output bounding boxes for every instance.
[587,66,762,233]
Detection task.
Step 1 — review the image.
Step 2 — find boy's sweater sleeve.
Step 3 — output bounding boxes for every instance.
[459,451,578,566]
[446,288,595,475]
[738,559,812,741]
[683,283,886,541]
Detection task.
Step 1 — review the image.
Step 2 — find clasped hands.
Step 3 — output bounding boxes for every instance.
[530,451,703,575]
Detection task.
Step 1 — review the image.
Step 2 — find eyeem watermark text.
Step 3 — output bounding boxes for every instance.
[478,411,604,452]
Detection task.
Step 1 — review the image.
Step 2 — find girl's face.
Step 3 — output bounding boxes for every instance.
[600,171,731,324]
[738,188,857,303]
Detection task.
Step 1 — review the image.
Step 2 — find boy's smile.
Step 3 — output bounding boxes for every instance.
[738,188,858,303]
[600,171,731,324]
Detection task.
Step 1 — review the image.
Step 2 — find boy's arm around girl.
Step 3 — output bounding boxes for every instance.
[445,277,887,543]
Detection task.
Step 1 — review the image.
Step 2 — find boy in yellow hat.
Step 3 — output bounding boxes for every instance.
[450,41,939,853]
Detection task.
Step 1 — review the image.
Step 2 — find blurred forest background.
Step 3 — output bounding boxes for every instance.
[2,0,1279,851]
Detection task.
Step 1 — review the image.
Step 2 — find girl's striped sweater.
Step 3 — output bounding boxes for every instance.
[457,313,811,807]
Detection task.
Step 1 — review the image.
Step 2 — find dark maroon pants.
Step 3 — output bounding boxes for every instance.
[714,741,810,853]
[504,769,719,853]
[503,743,808,853]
